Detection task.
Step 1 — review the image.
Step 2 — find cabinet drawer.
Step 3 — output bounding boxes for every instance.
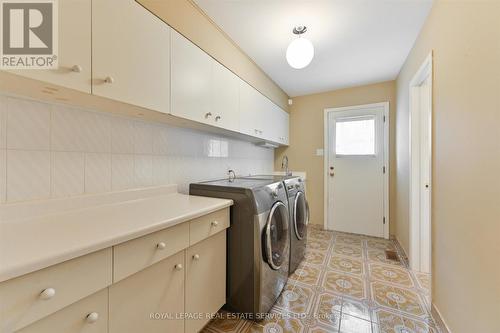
[0,249,112,332]
[189,208,229,246]
[113,222,189,282]
[17,288,108,333]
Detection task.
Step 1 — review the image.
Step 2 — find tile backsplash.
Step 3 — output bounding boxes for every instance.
[0,95,274,203]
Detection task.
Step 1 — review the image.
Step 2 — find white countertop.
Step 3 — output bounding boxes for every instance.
[0,189,232,282]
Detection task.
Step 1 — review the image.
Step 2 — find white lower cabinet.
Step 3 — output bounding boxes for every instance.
[17,289,108,333]
[108,231,227,333]
[2,209,228,333]
[109,250,185,333]
[185,231,227,333]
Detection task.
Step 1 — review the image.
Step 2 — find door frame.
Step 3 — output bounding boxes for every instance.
[409,52,433,273]
[323,102,390,239]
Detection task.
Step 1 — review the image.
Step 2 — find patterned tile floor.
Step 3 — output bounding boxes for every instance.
[203,224,438,333]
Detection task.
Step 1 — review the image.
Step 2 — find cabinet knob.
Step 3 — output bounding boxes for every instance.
[156,242,166,250]
[174,264,183,271]
[205,112,212,119]
[86,312,99,324]
[39,288,56,300]
[104,76,114,84]
[193,254,200,260]
[215,115,221,122]
[211,221,219,227]
[71,65,82,73]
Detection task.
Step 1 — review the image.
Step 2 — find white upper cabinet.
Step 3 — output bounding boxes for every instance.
[171,31,240,132]
[9,0,91,93]
[211,61,240,131]
[92,0,170,113]
[239,79,289,145]
[171,31,212,123]
[238,79,266,139]
[272,104,290,145]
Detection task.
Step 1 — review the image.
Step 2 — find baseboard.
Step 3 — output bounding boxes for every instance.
[432,303,452,333]
[391,235,409,267]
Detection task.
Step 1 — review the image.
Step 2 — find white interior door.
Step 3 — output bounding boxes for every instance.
[409,53,433,274]
[326,103,388,238]
[413,76,432,273]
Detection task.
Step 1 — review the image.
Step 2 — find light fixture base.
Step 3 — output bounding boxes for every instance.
[292,26,307,35]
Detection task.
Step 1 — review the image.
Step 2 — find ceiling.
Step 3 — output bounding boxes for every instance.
[194,0,433,97]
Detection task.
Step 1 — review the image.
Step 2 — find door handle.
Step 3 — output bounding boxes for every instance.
[329,172,334,177]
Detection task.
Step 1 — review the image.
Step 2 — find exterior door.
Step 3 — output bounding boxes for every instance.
[326,103,388,238]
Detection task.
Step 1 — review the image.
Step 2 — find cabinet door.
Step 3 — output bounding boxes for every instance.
[239,79,264,139]
[92,0,170,113]
[9,0,91,93]
[280,108,290,145]
[17,289,108,333]
[109,251,185,333]
[260,97,280,142]
[270,104,289,145]
[171,30,212,123]
[185,231,226,333]
[211,61,239,131]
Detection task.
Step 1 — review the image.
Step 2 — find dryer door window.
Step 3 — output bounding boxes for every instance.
[294,191,308,240]
[265,201,289,270]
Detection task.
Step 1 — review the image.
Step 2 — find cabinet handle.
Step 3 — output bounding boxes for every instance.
[215,115,221,122]
[211,221,219,227]
[193,254,200,260]
[86,312,99,324]
[205,112,212,119]
[104,76,114,84]
[174,264,183,271]
[71,65,82,73]
[39,288,56,300]
[156,242,166,250]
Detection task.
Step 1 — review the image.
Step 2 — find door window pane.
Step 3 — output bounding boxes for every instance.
[336,116,375,155]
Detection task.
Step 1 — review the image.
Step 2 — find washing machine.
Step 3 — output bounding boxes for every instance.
[242,175,309,274]
[283,177,309,274]
[189,177,290,319]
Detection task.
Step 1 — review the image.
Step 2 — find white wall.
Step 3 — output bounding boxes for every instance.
[0,95,274,203]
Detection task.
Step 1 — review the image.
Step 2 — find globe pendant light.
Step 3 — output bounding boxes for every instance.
[286,26,314,69]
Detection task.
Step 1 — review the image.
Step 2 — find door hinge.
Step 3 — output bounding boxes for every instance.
[383,166,386,174]
[383,217,386,224]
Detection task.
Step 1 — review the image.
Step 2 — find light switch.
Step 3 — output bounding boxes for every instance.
[316,149,324,156]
